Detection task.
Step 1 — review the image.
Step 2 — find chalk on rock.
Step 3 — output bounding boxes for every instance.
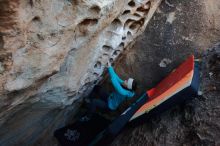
[159,58,172,68]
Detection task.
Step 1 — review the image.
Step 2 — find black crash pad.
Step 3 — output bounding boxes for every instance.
[54,114,110,146]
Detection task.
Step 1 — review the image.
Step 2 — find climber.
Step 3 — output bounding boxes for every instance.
[88,61,137,114]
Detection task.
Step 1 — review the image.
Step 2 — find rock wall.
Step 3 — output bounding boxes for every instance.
[111,0,220,145]
[0,0,161,145]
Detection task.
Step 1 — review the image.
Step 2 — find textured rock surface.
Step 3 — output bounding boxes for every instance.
[0,0,161,145]
[110,0,220,145]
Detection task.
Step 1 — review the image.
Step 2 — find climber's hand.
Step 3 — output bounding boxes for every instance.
[107,61,111,68]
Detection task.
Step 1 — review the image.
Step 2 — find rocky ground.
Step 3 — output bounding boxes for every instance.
[108,0,220,145]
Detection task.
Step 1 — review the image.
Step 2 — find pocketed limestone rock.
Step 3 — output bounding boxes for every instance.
[0,0,161,145]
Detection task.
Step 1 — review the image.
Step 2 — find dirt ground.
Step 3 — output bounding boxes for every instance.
[103,0,220,145]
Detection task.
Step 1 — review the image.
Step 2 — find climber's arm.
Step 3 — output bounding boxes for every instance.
[108,66,124,84]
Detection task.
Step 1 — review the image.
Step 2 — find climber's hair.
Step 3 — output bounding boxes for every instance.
[132,80,137,91]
